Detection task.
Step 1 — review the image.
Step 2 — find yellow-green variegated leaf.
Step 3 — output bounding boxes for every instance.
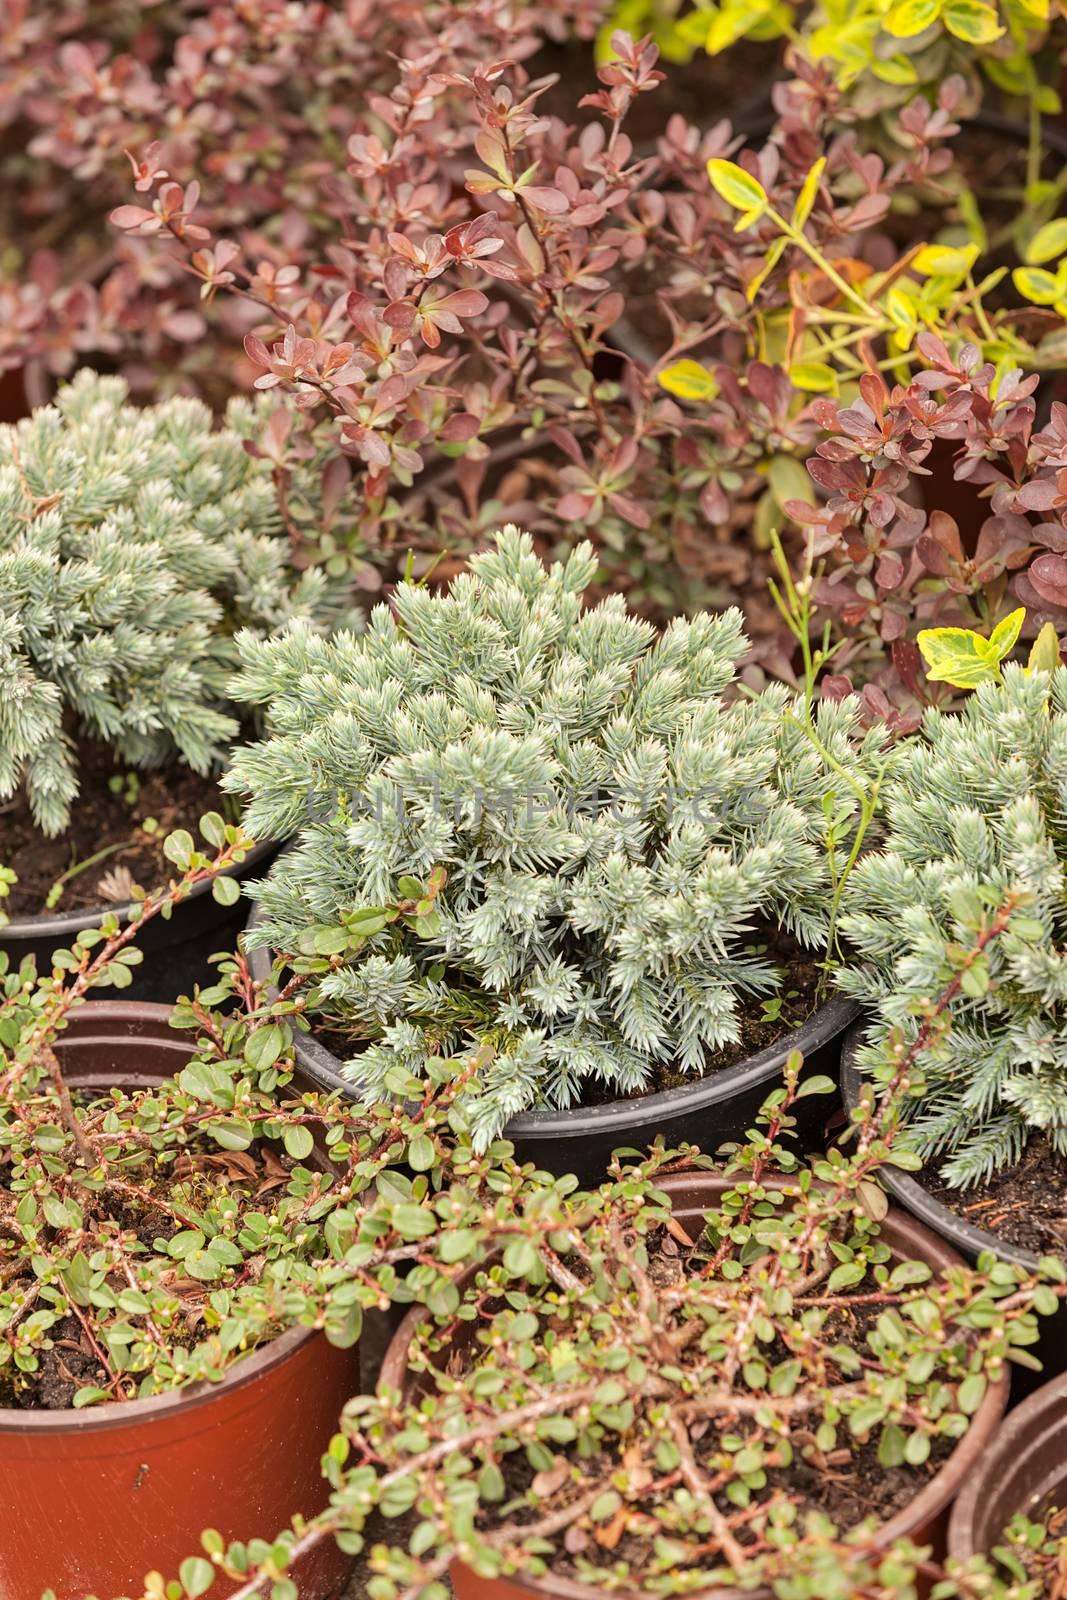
[789,361,839,394]
[885,0,942,36]
[871,54,920,83]
[658,360,719,401]
[941,0,1005,40]
[707,159,768,214]
[886,285,918,335]
[791,158,826,232]
[987,607,1025,662]
[746,234,788,302]
[918,609,1024,689]
[1026,622,1061,676]
[705,1,770,54]
[912,242,980,278]
[916,627,1002,689]
[1026,218,1067,266]
[1014,266,1062,305]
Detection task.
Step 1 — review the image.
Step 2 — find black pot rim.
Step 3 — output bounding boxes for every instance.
[840,1020,1042,1271]
[246,903,860,1137]
[2,835,274,942]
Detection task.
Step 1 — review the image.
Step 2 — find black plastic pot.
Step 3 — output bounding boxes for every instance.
[841,1022,1067,1380]
[246,904,859,1185]
[2,837,276,1005]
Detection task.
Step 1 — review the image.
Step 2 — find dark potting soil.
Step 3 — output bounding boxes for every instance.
[0,741,230,917]
[581,942,825,1106]
[487,1225,953,1583]
[0,1122,302,1410]
[924,1136,1067,1256]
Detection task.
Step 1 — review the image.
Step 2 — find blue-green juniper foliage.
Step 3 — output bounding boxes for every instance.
[840,667,1067,1188]
[231,528,874,1144]
[0,369,346,835]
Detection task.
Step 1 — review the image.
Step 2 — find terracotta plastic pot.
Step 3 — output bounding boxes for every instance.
[1,837,276,1006]
[245,903,859,1183]
[948,1371,1067,1565]
[382,1170,1010,1600]
[0,1002,359,1600]
[841,1022,1067,1379]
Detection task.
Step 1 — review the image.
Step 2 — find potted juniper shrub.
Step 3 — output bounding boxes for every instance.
[837,662,1067,1367]
[0,832,525,1600]
[0,370,353,1001]
[233,527,879,1180]
[147,994,1064,1600]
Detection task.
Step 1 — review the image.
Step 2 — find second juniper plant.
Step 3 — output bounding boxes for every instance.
[839,666,1067,1187]
[231,528,877,1144]
[0,370,349,836]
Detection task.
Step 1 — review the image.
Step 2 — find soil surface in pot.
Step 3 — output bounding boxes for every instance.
[922,1136,1067,1256]
[407,1215,955,1591]
[583,942,823,1103]
[0,1107,300,1410]
[1,740,231,917]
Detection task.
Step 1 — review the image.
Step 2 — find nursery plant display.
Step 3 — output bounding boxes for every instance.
[232,527,877,1162]
[7,4,1067,1597]
[0,832,537,1600]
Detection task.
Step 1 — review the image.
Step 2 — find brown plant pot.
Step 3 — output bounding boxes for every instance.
[381,1170,1010,1600]
[0,1002,359,1600]
[0,361,47,423]
[947,1371,1067,1564]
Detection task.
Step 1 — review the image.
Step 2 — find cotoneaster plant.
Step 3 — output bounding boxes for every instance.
[100,938,1067,1600]
[230,526,881,1146]
[0,369,349,838]
[838,664,1067,1188]
[0,832,540,1412]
